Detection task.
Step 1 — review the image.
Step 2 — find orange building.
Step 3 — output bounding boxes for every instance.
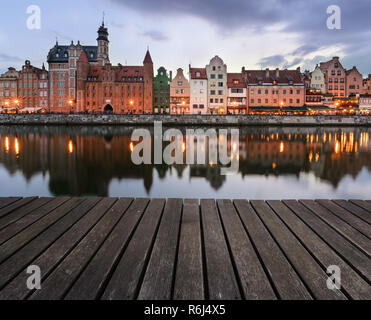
[17,60,49,111]
[170,68,190,114]
[48,22,153,114]
[243,68,305,110]
[320,57,346,98]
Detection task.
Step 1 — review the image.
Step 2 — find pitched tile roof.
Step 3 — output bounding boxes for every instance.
[227,73,246,88]
[243,69,304,85]
[190,68,207,80]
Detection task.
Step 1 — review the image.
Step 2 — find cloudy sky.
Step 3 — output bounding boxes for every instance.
[1,0,371,77]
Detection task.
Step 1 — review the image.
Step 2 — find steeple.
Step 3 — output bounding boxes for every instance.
[143,49,153,64]
[97,18,110,66]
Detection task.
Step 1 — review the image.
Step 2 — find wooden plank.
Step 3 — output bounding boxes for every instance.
[333,200,371,225]
[284,200,371,281]
[0,198,56,233]
[64,199,148,300]
[200,199,241,300]
[250,201,346,300]
[0,198,121,300]
[30,198,131,300]
[173,200,204,301]
[138,199,183,300]
[317,200,371,238]
[102,199,165,300]
[234,200,312,300]
[0,197,38,219]
[349,200,371,215]
[100,199,164,300]
[0,198,98,290]
[0,198,85,264]
[268,201,371,300]
[301,201,371,256]
[0,198,70,245]
[218,200,276,300]
[0,198,22,210]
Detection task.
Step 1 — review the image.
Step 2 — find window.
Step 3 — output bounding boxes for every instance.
[210,74,216,79]
[218,90,223,95]
[218,74,223,79]
[218,82,223,87]
[211,90,216,95]
[178,81,183,86]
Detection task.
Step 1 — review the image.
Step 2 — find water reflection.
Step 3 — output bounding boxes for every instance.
[0,126,370,199]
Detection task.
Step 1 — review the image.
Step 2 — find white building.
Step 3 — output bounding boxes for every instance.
[206,56,228,114]
[310,65,326,94]
[359,94,371,113]
[189,67,208,114]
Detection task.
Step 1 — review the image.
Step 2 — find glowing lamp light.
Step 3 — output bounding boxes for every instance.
[182,142,186,153]
[14,100,19,104]
[130,100,134,106]
[130,142,135,152]
[4,136,9,153]
[4,101,9,106]
[68,140,74,154]
[280,142,285,153]
[14,138,20,155]
[68,100,73,105]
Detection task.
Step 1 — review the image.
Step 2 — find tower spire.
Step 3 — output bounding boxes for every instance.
[102,11,105,26]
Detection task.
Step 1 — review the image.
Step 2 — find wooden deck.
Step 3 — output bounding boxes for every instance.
[0,197,369,300]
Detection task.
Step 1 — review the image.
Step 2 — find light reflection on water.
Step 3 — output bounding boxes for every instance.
[0,126,370,199]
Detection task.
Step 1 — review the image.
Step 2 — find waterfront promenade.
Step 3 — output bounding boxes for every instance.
[0,197,369,300]
[0,114,371,126]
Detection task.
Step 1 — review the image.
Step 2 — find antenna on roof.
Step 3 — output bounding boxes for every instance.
[102,11,105,26]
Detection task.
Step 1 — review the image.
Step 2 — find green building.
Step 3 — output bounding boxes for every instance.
[153,67,172,114]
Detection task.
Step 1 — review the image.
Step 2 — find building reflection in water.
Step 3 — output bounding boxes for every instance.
[0,126,370,197]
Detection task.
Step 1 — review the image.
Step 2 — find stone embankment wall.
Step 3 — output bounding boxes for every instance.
[0,114,370,126]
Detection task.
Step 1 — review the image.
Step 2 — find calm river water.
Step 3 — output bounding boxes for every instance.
[0,125,370,199]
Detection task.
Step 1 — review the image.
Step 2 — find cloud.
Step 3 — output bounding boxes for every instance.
[0,53,22,62]
[259,55,287,68]
[139,30,169,41]
[110,0,371,73]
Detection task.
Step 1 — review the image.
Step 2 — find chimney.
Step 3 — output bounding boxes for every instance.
[276,68,280,78]
[242,66,245,73]
[266,68,270,78]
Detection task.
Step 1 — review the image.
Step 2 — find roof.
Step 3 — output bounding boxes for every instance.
[244,69,304,85]
[190,68,207,80]
[143,50,153,64]
[47,45,98,63]
[87,65,144,82]
[227,73,246,88]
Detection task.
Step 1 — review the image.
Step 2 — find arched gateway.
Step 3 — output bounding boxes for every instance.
[103,104,114,114]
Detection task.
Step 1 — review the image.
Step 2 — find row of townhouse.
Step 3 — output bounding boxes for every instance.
[1,20,371,114]
[167,55,305,115]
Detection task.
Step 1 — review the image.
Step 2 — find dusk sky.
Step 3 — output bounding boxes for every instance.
[1,0,371,76]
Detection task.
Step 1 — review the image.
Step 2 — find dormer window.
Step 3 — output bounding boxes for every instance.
[233,80,239,84]
[196,72,201,77]
[56,54,59,58]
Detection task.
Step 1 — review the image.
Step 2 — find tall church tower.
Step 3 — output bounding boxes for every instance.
[97,20,110,66]
[143,49,154,113]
